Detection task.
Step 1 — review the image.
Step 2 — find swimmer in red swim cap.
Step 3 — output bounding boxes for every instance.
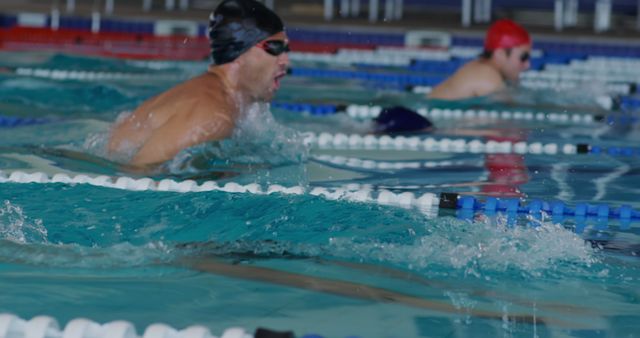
[429,19,532,100]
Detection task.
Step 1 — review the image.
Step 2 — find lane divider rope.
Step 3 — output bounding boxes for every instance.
[288,67,443,86]
[305,132,583,155]
[14,67,179,81]
[0,170,440,211]
[344,105,598,124]
[523,70,640,84]
[440,192,637,229]
[1,170,638,229]
[305,132,640,157]
[0,313,250,338]
[519,79,633,95]
[10,66,626,113]
[312,154,476,171]
[288,67,632,93]
[273,102,620,126]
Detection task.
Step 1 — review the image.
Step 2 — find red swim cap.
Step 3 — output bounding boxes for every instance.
[484,19,531,51]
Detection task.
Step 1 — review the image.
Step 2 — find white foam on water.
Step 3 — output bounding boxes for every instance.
[328,217,599,278]
[166,102,309,176]
[0,77,58,90]
[83,110,134,163]
[0,239,175,268]
[0,200,48,244]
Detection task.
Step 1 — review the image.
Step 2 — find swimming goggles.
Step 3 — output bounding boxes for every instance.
[258,40,290,56]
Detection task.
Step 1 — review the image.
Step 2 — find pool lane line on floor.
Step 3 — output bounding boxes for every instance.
[1,170,638,229]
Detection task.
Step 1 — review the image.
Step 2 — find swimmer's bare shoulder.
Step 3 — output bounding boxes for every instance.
[460,61,504,97]
[112,73,237,167]
[429,60,504,100]
[130,97,236,166]
[108,74,212,156]
[429,62,483,100]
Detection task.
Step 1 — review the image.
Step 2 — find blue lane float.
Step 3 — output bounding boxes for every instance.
[603,114,640,125]
[288,67,445,87]
[619,96,640,110]
[271,102,340,116]
[288,28,405,46]
[0,115,51,128]
[439,192,638,230]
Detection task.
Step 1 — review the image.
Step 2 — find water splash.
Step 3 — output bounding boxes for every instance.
[0,239,174,268]
[80,110,134,164]
[167,102,308,173]
[0,200,48,244]
[328,217,599,278]
[81,98,308,177]
[445,291,477,324]
[0,77,57,90]
[214,102,307,163]
[83,129,113,160]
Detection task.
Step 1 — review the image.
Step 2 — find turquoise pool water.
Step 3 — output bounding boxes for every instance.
[0,51,639,337]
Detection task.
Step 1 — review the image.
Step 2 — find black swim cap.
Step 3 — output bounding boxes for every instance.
[373,106,434,133]
[208,0,284,65]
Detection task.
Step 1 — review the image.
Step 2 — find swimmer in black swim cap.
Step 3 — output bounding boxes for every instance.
[209,0,286,65]
[109,0,290,167]
[372,106,434,134]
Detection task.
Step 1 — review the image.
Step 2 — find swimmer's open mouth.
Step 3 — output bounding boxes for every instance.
[274,72,286,89]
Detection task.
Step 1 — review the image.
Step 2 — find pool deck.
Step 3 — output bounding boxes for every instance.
[2,0,640,45]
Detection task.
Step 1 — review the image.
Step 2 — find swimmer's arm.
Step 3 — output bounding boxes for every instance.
[131,112,234,167]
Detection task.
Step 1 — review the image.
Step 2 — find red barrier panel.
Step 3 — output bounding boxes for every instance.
[0,27,378,60]
[0,27,210,60]
[289,41,376,53]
